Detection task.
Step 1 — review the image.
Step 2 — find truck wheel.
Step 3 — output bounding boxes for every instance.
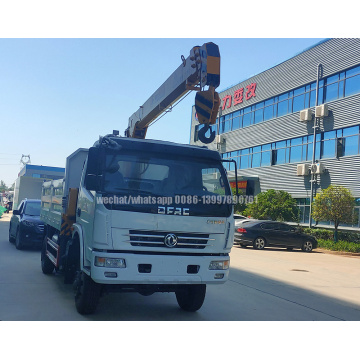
[41,243,55,274]
[175,284,206,312]
[15,229,24,250]
[74,271,101,315]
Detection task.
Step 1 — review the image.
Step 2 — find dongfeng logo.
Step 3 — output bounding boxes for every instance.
[164,233,178,248]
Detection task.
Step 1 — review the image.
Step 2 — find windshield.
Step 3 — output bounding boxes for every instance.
[24,202,41,216]
[102,151,231,197]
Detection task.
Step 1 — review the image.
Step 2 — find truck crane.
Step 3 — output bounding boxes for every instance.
[125,42,221,144]
[40,42,235,315]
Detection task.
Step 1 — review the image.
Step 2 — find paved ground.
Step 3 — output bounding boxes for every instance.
[1,212,360,320]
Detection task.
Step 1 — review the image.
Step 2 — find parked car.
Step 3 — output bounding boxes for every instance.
[234,220,317,252]
[9,199,44,250]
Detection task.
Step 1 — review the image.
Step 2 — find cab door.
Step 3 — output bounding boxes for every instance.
[10,201,24,237]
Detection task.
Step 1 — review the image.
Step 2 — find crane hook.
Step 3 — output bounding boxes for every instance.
[198,124,216,144]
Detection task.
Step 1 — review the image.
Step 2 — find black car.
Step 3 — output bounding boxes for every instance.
[234,220,317,252]
[9,199,44,250]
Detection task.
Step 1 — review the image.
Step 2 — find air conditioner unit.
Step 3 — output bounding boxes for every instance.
[297,163,310,176]
[310,162,325,174]
[216,135,225,144]
[299,108,312,122]
[315,104,329,118]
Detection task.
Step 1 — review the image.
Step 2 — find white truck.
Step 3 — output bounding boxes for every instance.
[40,42,236,314]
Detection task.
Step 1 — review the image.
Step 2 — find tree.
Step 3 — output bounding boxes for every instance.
[312,185,355,242]
[243,189,299,222]
[0,180,7,192]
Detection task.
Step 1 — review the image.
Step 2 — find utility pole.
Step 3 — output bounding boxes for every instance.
[309,64,322,228]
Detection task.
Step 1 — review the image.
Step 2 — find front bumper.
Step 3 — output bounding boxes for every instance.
[90,251,230,285]
[19,227,44,245]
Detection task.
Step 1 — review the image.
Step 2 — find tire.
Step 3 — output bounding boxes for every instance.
[9,225,15,243]
[175,284,206,312]
[74,271,101,315]
[302,241,313,252]
[15,228,24,250]
[41,242,55,274]
[253,237,266,250]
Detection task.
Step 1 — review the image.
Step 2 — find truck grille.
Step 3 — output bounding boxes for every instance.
[37,224,45,232]
[127,230,213,249]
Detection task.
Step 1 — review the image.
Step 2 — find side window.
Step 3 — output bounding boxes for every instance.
[279,224,294,232]
[261,223,275,230]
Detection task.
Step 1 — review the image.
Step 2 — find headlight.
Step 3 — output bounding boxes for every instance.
[209,260,229,270]
[95,256,126,268]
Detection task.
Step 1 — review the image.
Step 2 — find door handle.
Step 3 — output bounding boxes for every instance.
[77,208,81,217]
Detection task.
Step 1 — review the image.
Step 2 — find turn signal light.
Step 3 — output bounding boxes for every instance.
[236,228,247,233]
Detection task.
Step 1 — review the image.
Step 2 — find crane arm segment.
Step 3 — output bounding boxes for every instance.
[125,42,220,142]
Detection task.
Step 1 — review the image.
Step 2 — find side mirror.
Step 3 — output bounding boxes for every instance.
[13,209,21,215]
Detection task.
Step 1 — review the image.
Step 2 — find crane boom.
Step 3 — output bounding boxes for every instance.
[125,42,221,143]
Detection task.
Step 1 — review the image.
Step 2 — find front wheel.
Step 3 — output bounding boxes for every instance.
[74,271,102,315]
[175,284,206,312]
[253,237,266,250]
[41,242,55,274]
[302,241,313,252]
[15,229,24,250]
[9,226,15,243]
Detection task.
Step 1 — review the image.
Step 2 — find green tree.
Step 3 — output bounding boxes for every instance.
[0,180,7,192]
[243,189,299,222]
[312,185,355,242]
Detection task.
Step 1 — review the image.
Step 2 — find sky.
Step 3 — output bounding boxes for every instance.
[0,38,326,187]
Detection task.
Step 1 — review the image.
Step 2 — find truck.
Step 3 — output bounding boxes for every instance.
[13,176,46,211]
[40,42,236,315]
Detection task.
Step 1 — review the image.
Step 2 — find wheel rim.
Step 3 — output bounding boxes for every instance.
[255,238,265,249]
[304,241,312,251]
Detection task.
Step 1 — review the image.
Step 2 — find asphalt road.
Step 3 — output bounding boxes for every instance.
[1,212,360,321]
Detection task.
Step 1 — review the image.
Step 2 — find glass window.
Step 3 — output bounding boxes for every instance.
[327,73,339,84]
[344,136,359,156]
[242,112,253,127]
[275,141,286,149]
[261,151,271,166]
[265,98,274,106]
[294,86,305,96]
[264,105,274,121]
[274,148,286,165]
[291,137,302,146]
[325,82,338,102]
[338,80,345,98]
[346,65,360,78]
[252,152,261,168]
[290,145,302,163]
[278,93,288,101]
[322,139,336,158]
[240,154,249,169]
[255,102,264,110]
[292,94,305,112]
[310,90,316,107]
[277,100,288,117]
[224,120,231,133]
[318,88,324,104]
[324,130,336,140]
[345,74,360,97]
[232,115,241,130]
[254,109,263,124]
[343,126,359,137]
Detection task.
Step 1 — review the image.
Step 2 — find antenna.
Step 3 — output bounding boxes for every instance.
[20,154,31,166]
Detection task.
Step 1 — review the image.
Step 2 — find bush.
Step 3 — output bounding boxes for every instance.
[317,239,360,253]
[303,228,360,243]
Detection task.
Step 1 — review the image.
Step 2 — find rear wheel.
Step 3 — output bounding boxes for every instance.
[74,271,101,315]
[302,241,313,252]
[175,284,206,312]
[253,237,266,250]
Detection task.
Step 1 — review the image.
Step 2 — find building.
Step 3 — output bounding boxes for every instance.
[190,38,360,229]
[13,164,65,210]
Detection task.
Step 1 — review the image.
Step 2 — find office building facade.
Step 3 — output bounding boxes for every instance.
[190,38,360,228]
